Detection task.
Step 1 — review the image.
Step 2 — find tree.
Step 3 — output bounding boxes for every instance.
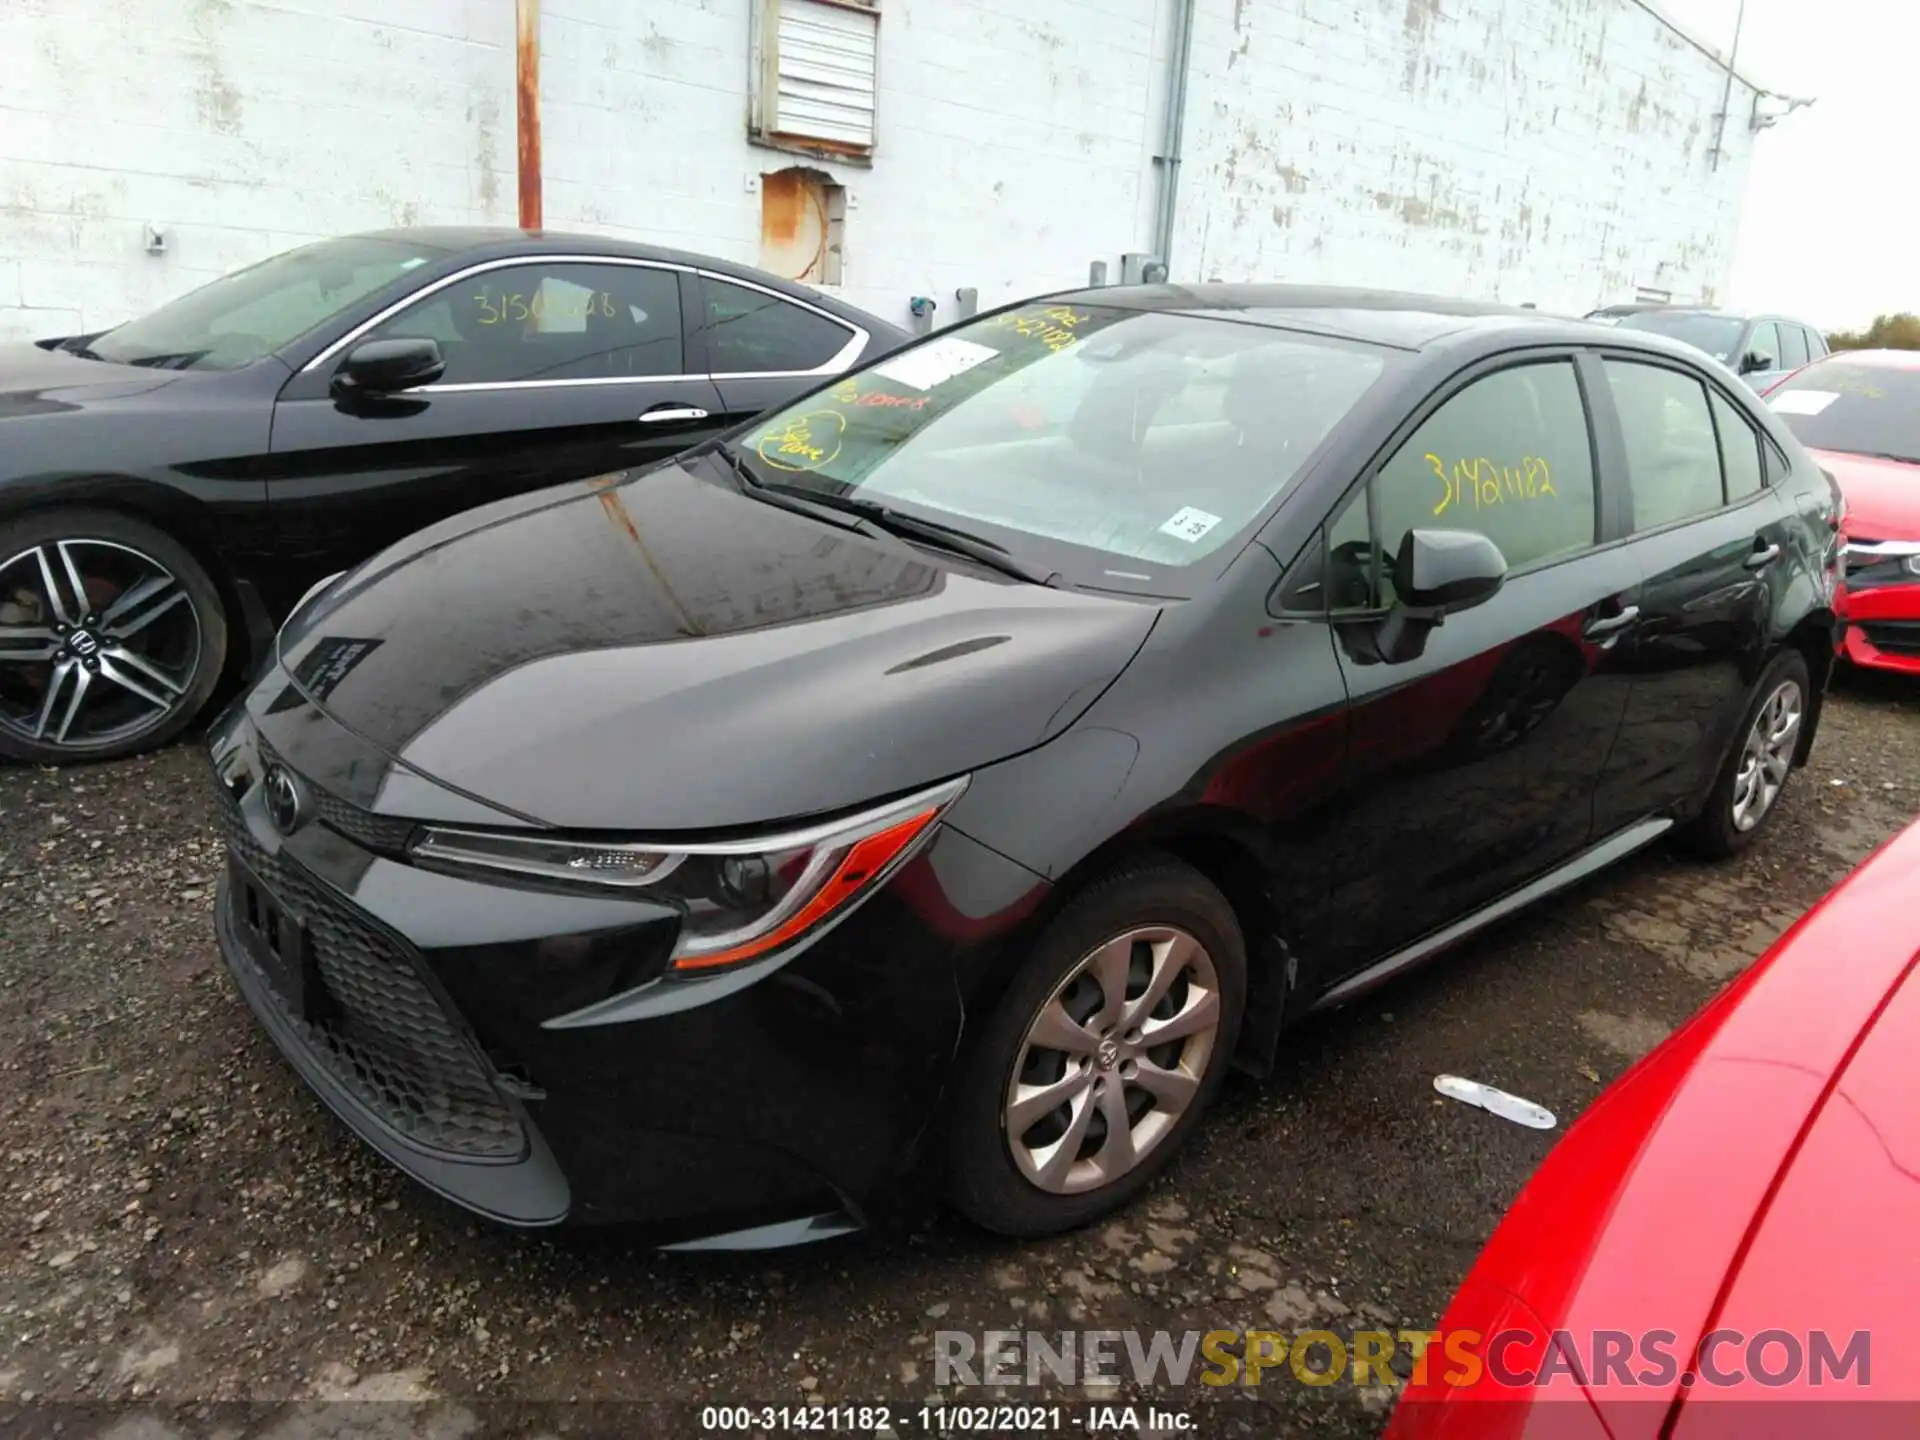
[1827,313,1920,351]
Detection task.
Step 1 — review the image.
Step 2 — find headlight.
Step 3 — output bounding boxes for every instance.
[1906,555,1920,577]
[409,776,969,972]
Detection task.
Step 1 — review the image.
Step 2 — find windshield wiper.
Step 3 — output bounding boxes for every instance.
[707,446,882,536]
[715,446,1058,586]
[791,490,1059,586]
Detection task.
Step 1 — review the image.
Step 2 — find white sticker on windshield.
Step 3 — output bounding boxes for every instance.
[1159,507,1223,543]
[1770,390,1838,416]
[399,257,430,270]
[872,336,1000,392]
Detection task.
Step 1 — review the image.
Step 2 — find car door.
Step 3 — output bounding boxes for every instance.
[693,272,870,428]
[1588,355,1792,829]
[260,257,725,612]
[1312,352,1640,977]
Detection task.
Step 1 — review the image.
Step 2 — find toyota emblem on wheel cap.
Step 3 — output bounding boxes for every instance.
[261,765,307,835]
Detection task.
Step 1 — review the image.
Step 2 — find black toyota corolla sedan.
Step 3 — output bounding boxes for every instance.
[0,228,905,763]
[208,285,1843,1248]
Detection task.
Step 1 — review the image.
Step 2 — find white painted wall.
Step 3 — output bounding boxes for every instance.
[0,0,1758,344]
[1174,0,1759,309]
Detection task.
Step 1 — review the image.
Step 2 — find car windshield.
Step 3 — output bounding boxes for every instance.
[1767,361,1920,466]
[728,303,1393,589]
[83,236,443,372]
[1612,310,1745,362]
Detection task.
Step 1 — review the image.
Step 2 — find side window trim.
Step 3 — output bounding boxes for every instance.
[300,255,698,383]
[1313,347,1606,620]
[695,270,866,378]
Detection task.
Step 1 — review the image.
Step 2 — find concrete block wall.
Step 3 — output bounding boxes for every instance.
[0,0,1757,342]
[1174,0,1758,309]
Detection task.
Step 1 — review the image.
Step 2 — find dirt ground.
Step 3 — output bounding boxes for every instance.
[3,671,1918,1440]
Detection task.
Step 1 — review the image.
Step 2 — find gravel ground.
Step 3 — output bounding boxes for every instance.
[3,670,1918,1440]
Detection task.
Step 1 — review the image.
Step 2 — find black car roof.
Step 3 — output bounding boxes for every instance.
[344,226,902,333]
[1050,283,1592,351]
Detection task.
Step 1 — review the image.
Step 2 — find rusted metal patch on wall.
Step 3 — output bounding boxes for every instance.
[516,0,542,230]
[759,168,844,284]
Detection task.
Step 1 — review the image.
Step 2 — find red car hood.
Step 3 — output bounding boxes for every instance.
[1669,959,1920,1434]
[1812,448,1920,540]
[1390,819,1920,1440]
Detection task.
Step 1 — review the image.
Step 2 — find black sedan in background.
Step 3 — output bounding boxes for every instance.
[209,286,1842,1247]
[0,228,906,762]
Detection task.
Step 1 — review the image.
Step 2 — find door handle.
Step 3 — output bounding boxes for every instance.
[638,406,710,425]
[1745,542,1782,570]
[1583,605,1640,640]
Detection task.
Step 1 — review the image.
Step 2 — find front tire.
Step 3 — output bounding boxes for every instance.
[946,856,1246,1237]
[0,509,227,764]
[1679,649,1811,859]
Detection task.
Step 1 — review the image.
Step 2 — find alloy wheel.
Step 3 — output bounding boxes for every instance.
[1731,678,1803,832]
[1004,925,1222,1195]
[0,539,203,753]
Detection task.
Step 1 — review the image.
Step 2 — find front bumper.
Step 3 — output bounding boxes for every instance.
[1838,577,1920,675]
[207,693,1045,1241]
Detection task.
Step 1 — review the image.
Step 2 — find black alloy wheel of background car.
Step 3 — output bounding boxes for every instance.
[0,227,907,764]
[206,285,1843,1248]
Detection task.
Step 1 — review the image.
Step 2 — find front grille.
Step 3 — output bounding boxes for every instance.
[219,787,524,1160]
[1860,621,1920,658]
[256,737,418,855]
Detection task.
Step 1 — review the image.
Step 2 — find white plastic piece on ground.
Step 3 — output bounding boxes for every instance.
[1433,1074,1558,1129]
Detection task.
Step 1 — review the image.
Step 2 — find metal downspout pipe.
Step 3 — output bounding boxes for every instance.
[1152,0,1197,275]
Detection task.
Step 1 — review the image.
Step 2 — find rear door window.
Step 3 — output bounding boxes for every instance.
[1746,321,1783,372]
[1327,359,1599,611]
[1605,360,1725,529]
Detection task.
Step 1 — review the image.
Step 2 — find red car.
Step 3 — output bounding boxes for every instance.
[1388,815,1920,1440]
[1763,349,1920,675]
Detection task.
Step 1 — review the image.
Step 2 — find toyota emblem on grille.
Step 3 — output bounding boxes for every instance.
[261,765,308,835]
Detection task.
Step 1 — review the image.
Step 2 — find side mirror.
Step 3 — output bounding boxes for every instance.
[1738,350,1774,376]
[331,337,445,399]
[1375,528,1508,663]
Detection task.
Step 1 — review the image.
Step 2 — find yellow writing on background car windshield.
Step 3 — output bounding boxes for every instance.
[753,410,847,472]
[1429,454,1557,516]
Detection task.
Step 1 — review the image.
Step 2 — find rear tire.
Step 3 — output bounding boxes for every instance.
[1678,649,1811,859]
[0,508,227,764]
[946,855,1246,1238]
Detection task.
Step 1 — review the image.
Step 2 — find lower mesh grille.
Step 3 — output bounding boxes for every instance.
[1860,621,1920,657]
[219,788,524,1161]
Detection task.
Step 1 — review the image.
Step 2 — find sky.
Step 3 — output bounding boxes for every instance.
[1656,0,1919,330]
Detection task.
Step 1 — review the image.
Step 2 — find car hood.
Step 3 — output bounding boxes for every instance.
[273,458,1162,830]
[0,341,183,415]
[1410,817,1920,1438]
[1812,448,1920,540]
[1670,957,1920,1423]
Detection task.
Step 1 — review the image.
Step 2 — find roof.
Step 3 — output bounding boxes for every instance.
[1057,283,1550,350]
